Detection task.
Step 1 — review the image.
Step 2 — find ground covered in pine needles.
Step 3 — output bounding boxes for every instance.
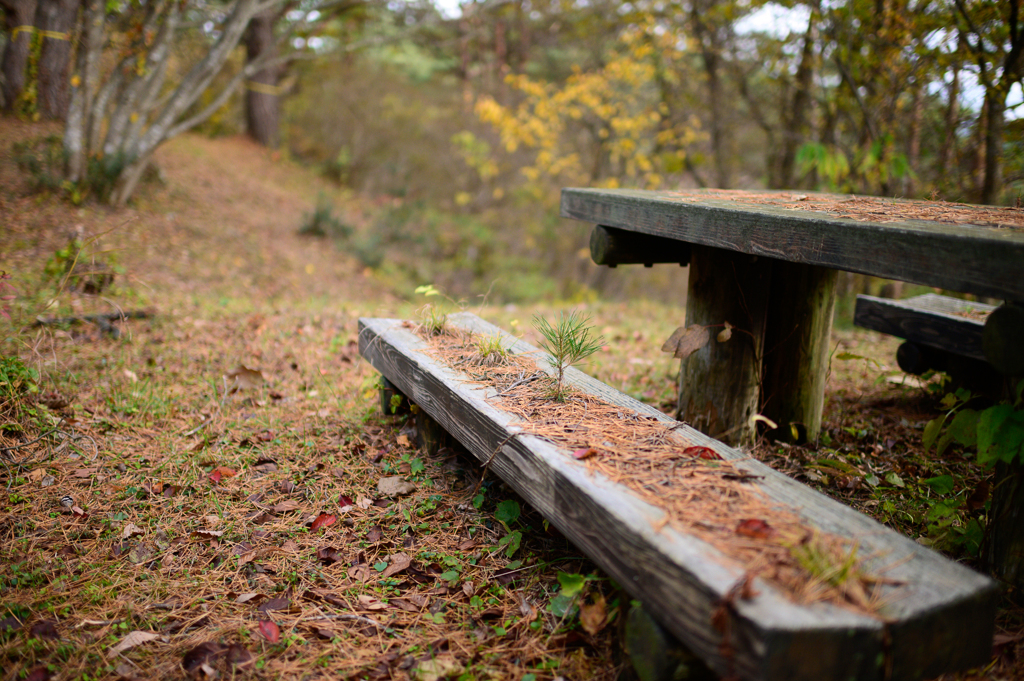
[1,118,1022,680]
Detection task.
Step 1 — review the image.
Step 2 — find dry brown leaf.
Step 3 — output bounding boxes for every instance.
[717,321,733,343]
[107,630,162,658]
[226,364,265,392]
[414,656,464,681]
[381,552,412,579]
[579,594,608,635]
[377,476,415,497]
[357,594,387,611]
[271,499,301,514]
[121,523,145,539]
[661,324,711,359]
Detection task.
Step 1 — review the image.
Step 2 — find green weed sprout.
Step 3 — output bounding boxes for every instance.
[533,311,604,401]
[472,332,511,366]
[415,284,450,337]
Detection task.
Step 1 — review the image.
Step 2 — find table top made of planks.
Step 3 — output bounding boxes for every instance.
[560,187,1024,302]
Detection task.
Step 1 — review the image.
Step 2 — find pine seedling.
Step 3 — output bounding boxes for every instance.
[533,311,604,401]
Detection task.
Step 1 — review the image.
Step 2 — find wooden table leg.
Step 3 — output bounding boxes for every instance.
[760,261,838,443]
[678,245,771,447]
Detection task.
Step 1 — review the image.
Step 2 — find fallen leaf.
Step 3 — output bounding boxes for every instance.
[317,547,344,564]
[225,643,254,669]
[107,630,162,657]
[661,325,711,359]
[366,526,383,543]
[258,592,292,614]
[682,445,721,460]
[74,467,98,478]
[579,594,608,635]
[28,468,47,481]
[29,620,59,640]
[235,593,261,604]
[413,656,464,681]
[382,552,412,579]
[377,476,415,497]
[271,499,301,514]
[208,466,237,483]
[310,513,336,531]
[572,448,598,460]
[128,544,155,564]
[357,594,387,611]
[396,434,411,447]
[121,523,145,540]
[389,598,423,613]
[23,667,50,681]
[192,530,224,540]
[356,496,374,509]
[258,619,280,643]
[736,519,776,540]
[182,642,226,673]
[338,494,355,509]
[226,365,265,392]
[462,580,475,597]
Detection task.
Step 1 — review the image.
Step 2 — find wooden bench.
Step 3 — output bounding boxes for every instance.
[561,189,1024,448]
[853,293,999,379]
[359,312,996,681]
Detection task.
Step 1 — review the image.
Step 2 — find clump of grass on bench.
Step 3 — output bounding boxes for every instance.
[471,332,512,367]
[533,311,604,401]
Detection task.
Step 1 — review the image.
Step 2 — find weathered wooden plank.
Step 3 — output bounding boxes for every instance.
[853,293,992,361]
[590,224,691,267]
[358,313,997,681]
[983,301,1024,376]
[561,188,1024,302]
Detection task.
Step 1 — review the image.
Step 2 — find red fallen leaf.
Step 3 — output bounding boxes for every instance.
[258,619,280,643]
[338,494,354,508]
[736,519,776,540]
[683,445,721,461]
[208,466,237,483]
[311,513,336,531]
[573,448,598,460]
[24,667,51,681]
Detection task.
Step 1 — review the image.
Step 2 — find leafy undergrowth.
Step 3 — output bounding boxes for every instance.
[1,116,1022,680]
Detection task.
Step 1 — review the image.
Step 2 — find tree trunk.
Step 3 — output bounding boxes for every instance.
[244,9,280,148]
[773,15,816,190]
[64,0,101,182]
[0,0,36,110]
[34,0,78,120]
[979,87,1005,205]
[937,63,959,184]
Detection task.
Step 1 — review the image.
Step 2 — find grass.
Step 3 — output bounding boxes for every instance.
[0,116,1021,680]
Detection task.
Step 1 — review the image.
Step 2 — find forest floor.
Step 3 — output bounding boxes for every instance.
[1,117,1021,681]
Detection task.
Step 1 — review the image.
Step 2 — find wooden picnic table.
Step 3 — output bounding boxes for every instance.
[561,188,1024,447]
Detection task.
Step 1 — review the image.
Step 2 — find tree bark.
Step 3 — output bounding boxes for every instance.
[760,262,837,443]
[0,0,36,110]
[244,8,280,148]
[34,0,78,120]
[773,15,816,190]
[64,0,102,182]
[678,246,772,447]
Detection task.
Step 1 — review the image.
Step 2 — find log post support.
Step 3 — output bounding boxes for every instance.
[760,261,838,443]
[415,406,449,456]
[983,300,1024,376]
[679,246,771,447]
[379,376,410,416]
[624,601,715,681]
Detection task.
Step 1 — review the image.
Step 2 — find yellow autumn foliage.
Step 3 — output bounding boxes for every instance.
[474,21,702,194]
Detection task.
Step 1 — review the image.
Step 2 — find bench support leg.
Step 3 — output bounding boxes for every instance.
[625,601,715,681]
[379,376,410,416]
[415,407,449,456]
[760,262,838,443]
[679,246,771,447]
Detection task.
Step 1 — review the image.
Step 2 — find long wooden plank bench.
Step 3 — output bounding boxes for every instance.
[853,293,997,377]
[358,312,997,681]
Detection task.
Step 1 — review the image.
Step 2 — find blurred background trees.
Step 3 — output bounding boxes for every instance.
[1,0,1021,301]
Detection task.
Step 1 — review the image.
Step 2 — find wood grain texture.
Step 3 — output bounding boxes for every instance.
[761,261,838,442]
[561,188,1024,301]
[358,313,997,681]
[853,294,991,361]
[983,302,1024,376]
[590,224,691,266]
[679,246,771,447]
